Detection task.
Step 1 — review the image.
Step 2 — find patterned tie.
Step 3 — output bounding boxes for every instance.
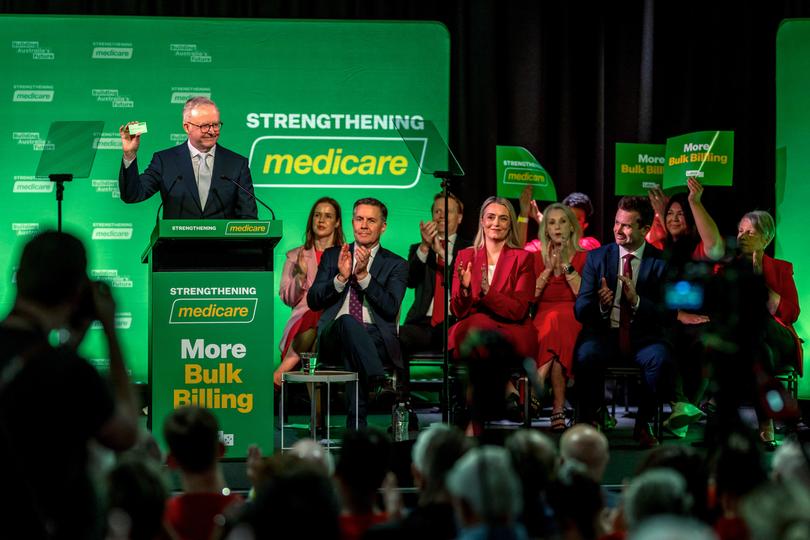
[348,277,364,323]
[196,153,212,209]
[430,240,447,327]
[619,253,634,355]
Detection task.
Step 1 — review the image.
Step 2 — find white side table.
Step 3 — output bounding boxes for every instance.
[280,370,359,452]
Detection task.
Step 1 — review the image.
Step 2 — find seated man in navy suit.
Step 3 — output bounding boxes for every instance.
[118,96,258,219]
[574,196,674,447]
[307,197,408,428]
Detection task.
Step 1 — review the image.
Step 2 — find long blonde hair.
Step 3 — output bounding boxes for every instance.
[538,203,583,267]
[473,196,521,250]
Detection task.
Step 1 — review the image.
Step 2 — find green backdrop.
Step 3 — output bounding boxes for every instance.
[776,19,809,399]
[1,16,449,393]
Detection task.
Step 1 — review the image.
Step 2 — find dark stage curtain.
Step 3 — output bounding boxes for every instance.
[4,0,809,242]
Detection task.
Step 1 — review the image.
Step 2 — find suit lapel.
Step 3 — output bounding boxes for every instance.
[490,246,513,292]
[176,144,202,215]
[637,247,654,289]
[606,243,619,290]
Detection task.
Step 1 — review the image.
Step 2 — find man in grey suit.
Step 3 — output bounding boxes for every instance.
[307,198,408,428]
[118,96,258,219]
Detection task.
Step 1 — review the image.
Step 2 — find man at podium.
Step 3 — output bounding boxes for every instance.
[118,96,258,219]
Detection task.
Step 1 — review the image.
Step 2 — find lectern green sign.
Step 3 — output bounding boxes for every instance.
[145,220,281,457]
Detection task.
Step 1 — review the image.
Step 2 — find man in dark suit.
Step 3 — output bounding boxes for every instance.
[574,196,674,447]
[118,96,258,219]
[307,197,408,428]
[400,192,470,362]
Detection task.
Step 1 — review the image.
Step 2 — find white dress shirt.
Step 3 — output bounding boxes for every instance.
[333,243,381,323]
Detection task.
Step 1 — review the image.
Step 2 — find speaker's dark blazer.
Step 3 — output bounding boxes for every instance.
[118,142,258,219]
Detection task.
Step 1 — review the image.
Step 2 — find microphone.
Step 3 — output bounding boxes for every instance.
[156,175,182,225]
[220,175,276,220]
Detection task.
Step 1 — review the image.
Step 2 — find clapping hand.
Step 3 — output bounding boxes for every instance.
[617,275,638,306]
[598,277,614,309]
[294,248,308,283]
[419,220,438,250]
[337,243,352,282]
[458,261,472,290]
[354,245,371,279]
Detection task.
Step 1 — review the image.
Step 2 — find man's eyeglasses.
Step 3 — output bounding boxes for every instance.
[186,121,223,133]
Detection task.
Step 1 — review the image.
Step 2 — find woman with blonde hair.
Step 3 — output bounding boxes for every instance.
[737,210,801,450]
[449,196,537,420]
[532,203,587,431]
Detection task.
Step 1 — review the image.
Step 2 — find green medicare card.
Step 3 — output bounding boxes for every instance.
[663,130,734,188]
[614,143,665,195]
[495,145,556,200]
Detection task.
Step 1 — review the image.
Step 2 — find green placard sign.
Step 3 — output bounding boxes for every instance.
[663,130,735,188]
[614,143,666,195]
[495,146,556,200]
[152,271,274,457]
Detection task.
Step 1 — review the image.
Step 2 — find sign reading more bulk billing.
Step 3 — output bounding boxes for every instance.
[614,143,666,195]
[663,130,734,187]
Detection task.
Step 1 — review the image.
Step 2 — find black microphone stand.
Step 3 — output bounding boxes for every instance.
[435,169,457,424]
[49,174,73,232]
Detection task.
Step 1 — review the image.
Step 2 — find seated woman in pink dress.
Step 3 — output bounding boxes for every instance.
[275,197,345,387]
[449,197,537,419]
[532,203,587,431]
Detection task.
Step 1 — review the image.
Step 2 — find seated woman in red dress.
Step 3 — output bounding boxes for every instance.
[737,210,802,450]
[275,197,345,387]
[532,203,587,431]
[449,196,537,417]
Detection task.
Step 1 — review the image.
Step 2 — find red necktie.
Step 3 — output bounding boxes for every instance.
[619,253,634,355]
[430,240,447,327]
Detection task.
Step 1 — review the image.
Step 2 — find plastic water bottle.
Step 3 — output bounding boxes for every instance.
[392,401,409,441]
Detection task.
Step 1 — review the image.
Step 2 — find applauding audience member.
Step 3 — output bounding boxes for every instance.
[517,186,601,251]
[449,197,537,420]
[307,198,408,429]
[574,197,674,448]
[449,197,536,359]
[736,210,802,449]
[532,203,587,430]
[276,197,345,387]
[401,192,470,357]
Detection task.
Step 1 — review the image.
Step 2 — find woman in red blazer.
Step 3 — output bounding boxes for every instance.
[738,210,802,449]
[449,196,538,367]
